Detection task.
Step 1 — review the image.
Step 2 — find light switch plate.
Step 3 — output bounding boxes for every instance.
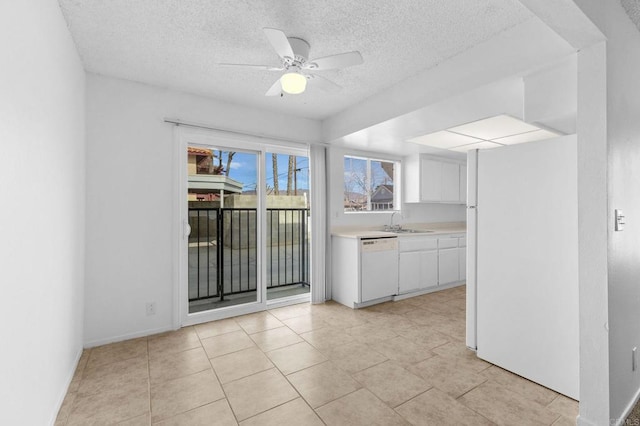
[615,209,625,231]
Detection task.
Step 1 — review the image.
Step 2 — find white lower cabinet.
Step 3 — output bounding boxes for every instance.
[399,251,421,293]
[420,250,439,288]
[438,248,459,285]
[398,249,439,294]
[398,236,438,294]
[332,231,466,308]
[396,233,466,297]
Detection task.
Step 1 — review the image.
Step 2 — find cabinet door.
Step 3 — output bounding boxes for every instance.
[459,164,467,204]
[441,162,460,202]
[399,251,421,294]
[420,158,441,201]
[420,250,438,289]
[438,248,459,285]
[458,246,466,281]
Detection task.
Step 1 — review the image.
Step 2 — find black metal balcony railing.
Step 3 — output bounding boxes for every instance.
[188,207,309,302]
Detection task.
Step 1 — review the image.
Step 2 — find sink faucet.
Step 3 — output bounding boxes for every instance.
[388,211,401,231]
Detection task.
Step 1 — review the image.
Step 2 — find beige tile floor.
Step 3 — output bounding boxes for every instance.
[56,285,579,425]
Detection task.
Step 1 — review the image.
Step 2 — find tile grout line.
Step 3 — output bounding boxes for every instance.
[200,322,241,425]
[146,328,229,423]
[452,384,502,426]
[312,386,363,412]
[391,386,434,412]
[69,287,564,426]
[261,320,354,425]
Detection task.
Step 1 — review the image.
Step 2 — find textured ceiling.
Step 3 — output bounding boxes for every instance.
[58,0,534,120]
[621,0,640,32]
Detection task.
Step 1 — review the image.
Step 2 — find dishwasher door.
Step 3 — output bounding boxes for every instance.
[360,237,399,302]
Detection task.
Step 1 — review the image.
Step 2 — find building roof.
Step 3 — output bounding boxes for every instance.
[187,147,212,156]
[371,184,393,202]
[188,174,243,194]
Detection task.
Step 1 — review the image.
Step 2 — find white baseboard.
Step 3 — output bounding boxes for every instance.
[612,386,640,426]
[576,416,595,426]
[353,295,394,308]
[84,324,176,348]
[393,281,465,301]
[48,346,83,426]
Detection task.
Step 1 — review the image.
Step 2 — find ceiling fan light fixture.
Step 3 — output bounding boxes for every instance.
[280,71,307,94]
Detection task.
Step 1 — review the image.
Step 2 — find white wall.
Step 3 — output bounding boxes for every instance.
[327,146,466,229]
[0,1,85,425]
[84,74,321,346]
[572,0,640,422]
[575,40,609,426]
[603,8,640,421]
[523,54,577,134]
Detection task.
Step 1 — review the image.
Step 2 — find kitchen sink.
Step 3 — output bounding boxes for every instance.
[384,228,435,234]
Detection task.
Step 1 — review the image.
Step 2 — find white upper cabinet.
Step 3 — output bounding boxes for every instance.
[441,161,460,202]
[420,158,442,201]
[404,155,466,204]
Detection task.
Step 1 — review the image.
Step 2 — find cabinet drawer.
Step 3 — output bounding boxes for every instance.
[458,237,466,247]
[399,237,438,252]
[438,238,458,249]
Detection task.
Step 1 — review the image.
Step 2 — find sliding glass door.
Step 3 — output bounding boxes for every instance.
[179,132,311,323]
[187,147,259,313]
[265,151,310,301]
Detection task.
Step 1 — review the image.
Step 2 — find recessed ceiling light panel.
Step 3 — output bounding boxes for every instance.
[491,129,559,145]
[406,115,564,153]
[451,141,504,152]
[448,115,540,140]
[407,131,483,149]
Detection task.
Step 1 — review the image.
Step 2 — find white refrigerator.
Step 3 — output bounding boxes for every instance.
[465,135,579,399]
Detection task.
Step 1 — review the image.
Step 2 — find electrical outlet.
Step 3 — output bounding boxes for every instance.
[146,302,156,316]
[633,347,637,372]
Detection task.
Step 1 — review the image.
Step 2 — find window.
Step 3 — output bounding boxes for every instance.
[343,155,398,212]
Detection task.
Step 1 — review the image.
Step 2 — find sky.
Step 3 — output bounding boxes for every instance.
[217,151,309,192]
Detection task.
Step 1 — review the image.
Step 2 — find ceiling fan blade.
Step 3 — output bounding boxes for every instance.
[265,79,282,96]
[308,74,342,93]
[218,63,284,71]
[263,28,294,59]
[305,51,363,70]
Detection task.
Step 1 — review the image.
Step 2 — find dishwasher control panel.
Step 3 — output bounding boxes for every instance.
[360,237,398,252]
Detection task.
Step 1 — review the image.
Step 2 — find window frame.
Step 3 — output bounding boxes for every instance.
[343,154,401,214]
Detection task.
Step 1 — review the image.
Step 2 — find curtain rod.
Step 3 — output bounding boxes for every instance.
[164,117,329,146]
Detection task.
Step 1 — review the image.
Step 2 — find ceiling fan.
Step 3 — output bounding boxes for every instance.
[219,28,363,96]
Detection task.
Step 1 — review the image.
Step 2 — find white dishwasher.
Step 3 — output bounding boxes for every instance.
[360,236,399,302]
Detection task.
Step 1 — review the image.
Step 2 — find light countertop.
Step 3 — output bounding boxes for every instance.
[331,222,466,239]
